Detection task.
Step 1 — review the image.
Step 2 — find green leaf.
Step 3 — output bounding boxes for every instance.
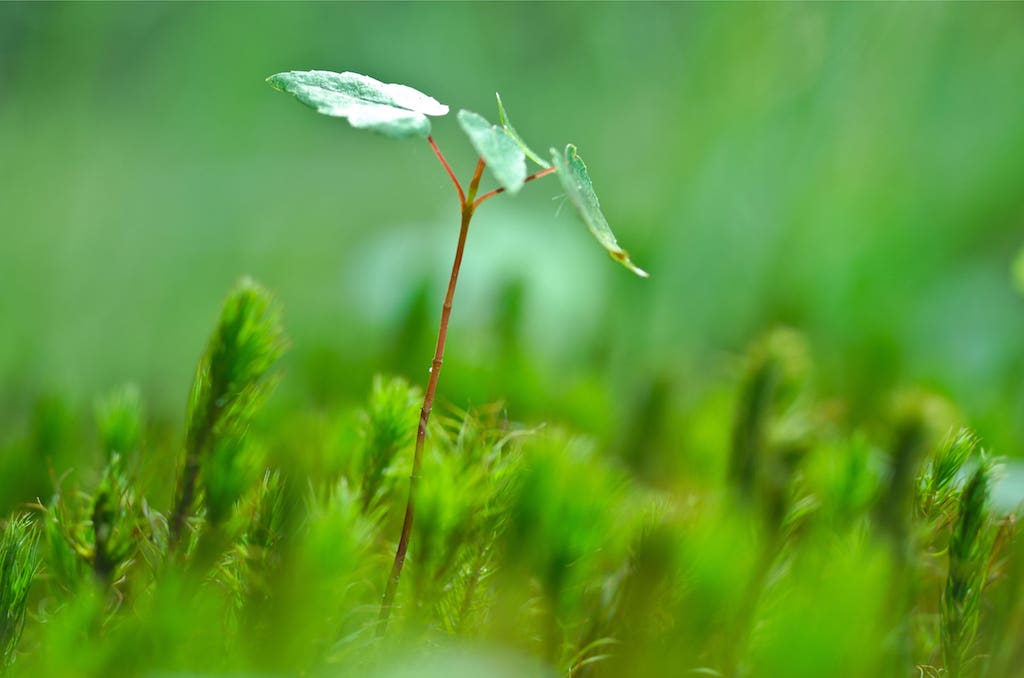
[267,70,448,139]
[495,93,549,169]
[457,110,526,194]
[552,144,648,278]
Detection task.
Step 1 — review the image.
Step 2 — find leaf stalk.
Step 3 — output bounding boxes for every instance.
[427,135,465,206]
[473,165,557,208]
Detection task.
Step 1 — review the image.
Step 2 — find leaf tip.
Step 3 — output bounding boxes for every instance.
[265,73,286,91]
[611,250,649,278]
[496,92,507,124]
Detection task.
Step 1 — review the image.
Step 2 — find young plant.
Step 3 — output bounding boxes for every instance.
[91,386,144,585]
[942,457,995,677]
[266,70,648,631]
[728,329,810,520]
[169,278,287,551]
[918,428,978,523]
[44,386,146,590]
[0,514,39,668]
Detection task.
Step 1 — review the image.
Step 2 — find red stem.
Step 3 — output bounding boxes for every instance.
[428,135,465,206]
[378,158,487,634]
[472,166,557,209]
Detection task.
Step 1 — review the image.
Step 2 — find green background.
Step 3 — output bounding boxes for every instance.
[3,2,1024,455]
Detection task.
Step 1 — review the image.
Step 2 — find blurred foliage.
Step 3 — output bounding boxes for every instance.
[0,278,1019,675]
[2,3,1024,676]
[2,3,1024,455]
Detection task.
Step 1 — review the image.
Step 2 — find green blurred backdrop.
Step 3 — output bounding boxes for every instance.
[3,2,1024,455]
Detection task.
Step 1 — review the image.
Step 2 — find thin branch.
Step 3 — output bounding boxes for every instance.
[427,135,465,206]
[472,166,557,209]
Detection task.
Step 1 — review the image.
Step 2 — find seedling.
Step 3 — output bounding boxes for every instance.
[0,515,39,668]
[169,278,286,552]
[266,70,648,631]
[942,457,995,677]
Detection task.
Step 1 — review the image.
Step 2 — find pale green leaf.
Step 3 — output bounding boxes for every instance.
[495,93,549,169]
[267,70,448,139]
[457,110,526,194]
[552,144,648,277]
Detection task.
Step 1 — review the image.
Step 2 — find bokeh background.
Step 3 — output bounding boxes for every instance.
[3,2,1024,461]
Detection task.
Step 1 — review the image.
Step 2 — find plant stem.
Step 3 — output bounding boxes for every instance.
[169,425,209,550]
[473,166,557,208]
[91,493,115,585]
[378,158,487,634]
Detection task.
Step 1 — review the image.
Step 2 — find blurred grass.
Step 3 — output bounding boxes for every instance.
[2,4,1024,451]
